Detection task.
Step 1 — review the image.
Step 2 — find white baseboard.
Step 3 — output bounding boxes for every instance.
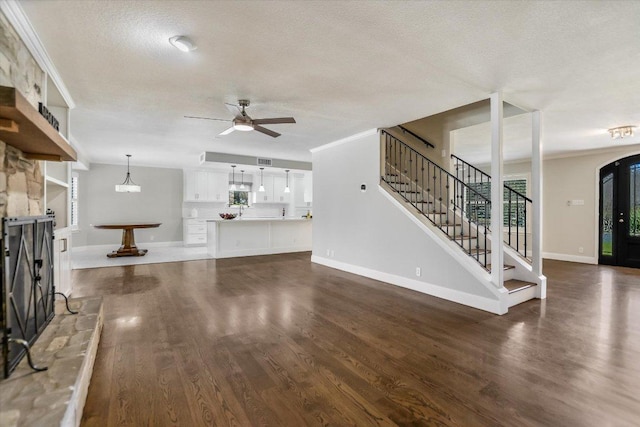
[73,241,183,252]
[311,255,506,315]
[212,245,312,259]
[543,252,597,265]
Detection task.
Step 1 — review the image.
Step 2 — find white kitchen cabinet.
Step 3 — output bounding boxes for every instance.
[303,172,313,204]
[184,218,208,246]
[207,172,229,202]
[184,170,229,202]
[272,176,291,203]
[184,170,208,201]
[253,174,275,203]
[294,173,312,208]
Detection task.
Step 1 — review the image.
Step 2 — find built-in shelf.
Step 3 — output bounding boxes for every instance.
[0,86,77,162]
[45,175,69,188]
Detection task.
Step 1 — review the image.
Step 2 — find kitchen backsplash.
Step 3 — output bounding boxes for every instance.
[183,203,311,219]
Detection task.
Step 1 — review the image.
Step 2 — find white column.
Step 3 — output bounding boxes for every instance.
[532,111,543,276]
[532,110,547,299]
[490,93,504,288]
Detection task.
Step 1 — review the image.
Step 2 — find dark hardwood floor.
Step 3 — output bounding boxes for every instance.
[74,254,640,426]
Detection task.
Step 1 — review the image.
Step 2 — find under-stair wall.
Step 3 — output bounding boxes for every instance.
[311,130,508,314]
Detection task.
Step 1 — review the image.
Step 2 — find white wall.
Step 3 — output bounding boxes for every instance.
[544,147,640,263]
[74,163,183,247]
[312,130,502,312]
[479,146,640,263]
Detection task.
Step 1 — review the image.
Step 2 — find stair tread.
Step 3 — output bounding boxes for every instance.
[486,264,515,271]
[504,279,536,293]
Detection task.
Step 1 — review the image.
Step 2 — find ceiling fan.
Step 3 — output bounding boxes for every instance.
[185,99,296,138]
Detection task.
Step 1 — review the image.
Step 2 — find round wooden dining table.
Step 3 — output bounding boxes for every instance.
[93,223,161,258]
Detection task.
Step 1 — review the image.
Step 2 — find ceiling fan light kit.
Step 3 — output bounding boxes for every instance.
[169,36,196,52]
[115,154,141,192]
[186,98,296,138]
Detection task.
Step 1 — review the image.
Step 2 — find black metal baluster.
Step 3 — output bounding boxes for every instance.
[516,193,520,254]
[508,190,512,248]
[523,196,527,258]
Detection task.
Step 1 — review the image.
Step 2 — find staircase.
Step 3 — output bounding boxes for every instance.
[380,129,539,308]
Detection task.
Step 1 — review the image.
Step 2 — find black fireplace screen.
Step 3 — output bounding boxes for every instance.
[1,216,55,378]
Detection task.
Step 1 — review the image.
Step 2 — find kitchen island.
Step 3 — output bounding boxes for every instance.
[206,218,312,259]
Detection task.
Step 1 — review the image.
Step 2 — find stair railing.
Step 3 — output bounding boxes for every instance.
[381,130,491,269]
[451,154,532,260]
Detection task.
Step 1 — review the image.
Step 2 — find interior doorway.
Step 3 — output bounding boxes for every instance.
[599,154,640,267]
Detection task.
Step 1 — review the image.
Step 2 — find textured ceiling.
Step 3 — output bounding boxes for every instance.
[18,0,640,168]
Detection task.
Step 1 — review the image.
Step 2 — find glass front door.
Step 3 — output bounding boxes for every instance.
[599,154,640,268]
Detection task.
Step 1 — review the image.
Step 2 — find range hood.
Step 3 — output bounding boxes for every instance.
[199,152,311,171]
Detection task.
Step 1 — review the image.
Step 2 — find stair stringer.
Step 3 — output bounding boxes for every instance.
[379,183,509,314]
[385,167,545,298]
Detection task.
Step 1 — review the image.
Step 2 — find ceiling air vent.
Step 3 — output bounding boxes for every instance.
[257,157,272,167]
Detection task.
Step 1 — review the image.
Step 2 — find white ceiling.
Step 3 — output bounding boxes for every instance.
[18,0,640,168]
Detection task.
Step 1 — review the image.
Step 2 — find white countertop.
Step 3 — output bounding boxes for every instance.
[206,217,311,223]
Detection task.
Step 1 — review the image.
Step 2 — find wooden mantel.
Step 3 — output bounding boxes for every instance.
[0,86,77,162]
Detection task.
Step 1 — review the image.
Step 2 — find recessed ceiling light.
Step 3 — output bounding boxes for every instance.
[169,36,196,52]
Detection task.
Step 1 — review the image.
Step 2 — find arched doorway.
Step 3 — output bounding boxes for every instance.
[599,154,640,267]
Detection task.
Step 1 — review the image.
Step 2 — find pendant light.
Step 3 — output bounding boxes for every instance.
[230,165,237,191]
[240,170,245,189]
[259,167,265,192]
[115,154,141,192]
[284,170,291,193]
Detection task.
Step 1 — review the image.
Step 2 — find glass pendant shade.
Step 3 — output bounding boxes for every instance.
[259,167,265,192]
[284,169,290,193]
[115,155,141,192]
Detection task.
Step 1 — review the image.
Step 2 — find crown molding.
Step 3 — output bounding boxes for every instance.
[1,0,75,109]
[310,128,378,153]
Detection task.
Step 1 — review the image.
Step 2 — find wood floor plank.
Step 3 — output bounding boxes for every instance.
[75,254,640,426]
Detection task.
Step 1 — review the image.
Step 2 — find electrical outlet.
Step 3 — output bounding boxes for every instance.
[150,235,154,241]
[326,249,331,256]
[330,250,335,257]
[578,247,584,254]
[416,267,421,277]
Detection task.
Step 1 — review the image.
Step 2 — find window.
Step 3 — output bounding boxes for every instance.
[229,190,249,206]
[465,176,528,227]
[70,174,79,229]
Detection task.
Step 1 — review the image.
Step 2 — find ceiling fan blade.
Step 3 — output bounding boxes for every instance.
[184,115,230,122]
[253,125,281,138]
[252,117,296,125]
[225,103,243,117]
[218,126,236,136]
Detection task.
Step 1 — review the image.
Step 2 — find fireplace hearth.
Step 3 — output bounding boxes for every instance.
[1,216,55,378]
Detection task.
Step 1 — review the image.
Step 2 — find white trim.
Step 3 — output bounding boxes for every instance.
[508,285,538,308]
[490,92,504,287]
[543,252,597,265]
[0,0,76,109]
[72,241,183,252]
[210,245,311,259]
[311,255,506,315]
[309,128,378,153]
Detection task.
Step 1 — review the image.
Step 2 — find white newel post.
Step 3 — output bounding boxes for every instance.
[490,93,504,288]
[532,110,546,298]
